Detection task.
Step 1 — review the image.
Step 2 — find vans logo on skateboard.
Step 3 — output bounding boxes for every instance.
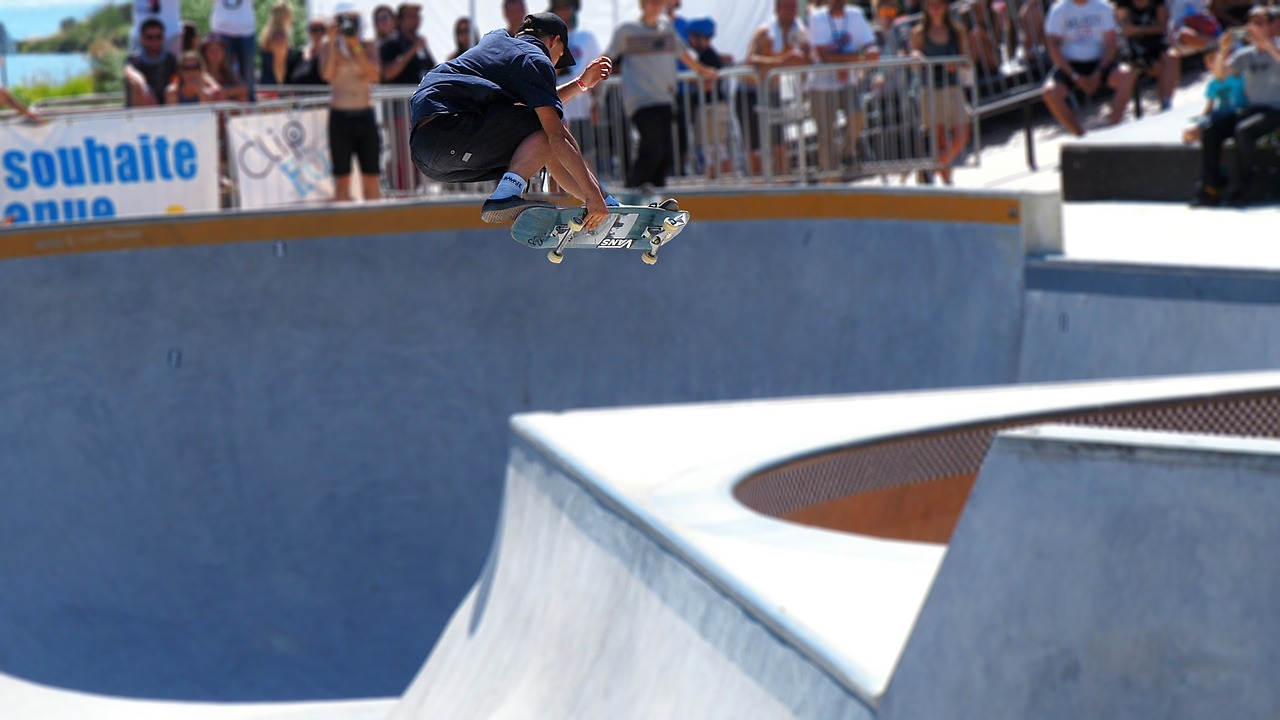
[597,237,634,249]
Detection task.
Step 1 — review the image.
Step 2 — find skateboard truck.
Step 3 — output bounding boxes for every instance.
[546,219,581,264]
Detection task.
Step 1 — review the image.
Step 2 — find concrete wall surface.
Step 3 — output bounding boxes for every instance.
[389,438,879,720]
[881,424,1280,719]
[0,191,1029,701]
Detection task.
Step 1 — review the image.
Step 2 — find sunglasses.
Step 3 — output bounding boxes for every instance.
[308,25,325,33]
[143,33,164,41]
[181,64,201,71]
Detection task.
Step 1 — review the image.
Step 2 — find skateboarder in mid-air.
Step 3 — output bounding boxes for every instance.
[408,12,615,229]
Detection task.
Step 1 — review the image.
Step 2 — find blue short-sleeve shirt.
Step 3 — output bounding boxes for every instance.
[411,30,563,124]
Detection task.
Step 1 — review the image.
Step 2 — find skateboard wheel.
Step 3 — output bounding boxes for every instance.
[547,250,564,264]
[642,251,658,265]
[568,216,585,233]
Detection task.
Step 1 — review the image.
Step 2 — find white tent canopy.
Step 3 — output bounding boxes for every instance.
[306,0,774,73]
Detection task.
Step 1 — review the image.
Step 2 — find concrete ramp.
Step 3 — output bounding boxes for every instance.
[881,424,1280,719]
[389,435,882,720]
[0,189,1041,702]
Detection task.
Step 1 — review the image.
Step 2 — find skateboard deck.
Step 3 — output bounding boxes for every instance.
[510,205,690,265]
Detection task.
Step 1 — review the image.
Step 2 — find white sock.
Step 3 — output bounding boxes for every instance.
[489,172,527,200]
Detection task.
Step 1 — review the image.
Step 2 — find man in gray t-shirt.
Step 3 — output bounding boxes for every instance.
[1193,5,1280,207]
[606,0,717,188]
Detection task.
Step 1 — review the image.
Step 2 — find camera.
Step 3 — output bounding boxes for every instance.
[338,14,358,37]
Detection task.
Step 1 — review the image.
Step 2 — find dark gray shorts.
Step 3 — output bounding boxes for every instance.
[410,103,543,183]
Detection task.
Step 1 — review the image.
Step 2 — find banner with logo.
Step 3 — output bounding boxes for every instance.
[226,108,337,208]
[1,111,220,227]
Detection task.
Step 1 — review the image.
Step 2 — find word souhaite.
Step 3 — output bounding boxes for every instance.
[3,134,200,191]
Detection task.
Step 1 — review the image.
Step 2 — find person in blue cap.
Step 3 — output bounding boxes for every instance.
[408,11,614,228]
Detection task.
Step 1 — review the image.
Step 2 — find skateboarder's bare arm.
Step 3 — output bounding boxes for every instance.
[556,56,613,104]
[535,105,609,230]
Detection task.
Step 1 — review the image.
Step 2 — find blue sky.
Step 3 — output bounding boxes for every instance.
[1,0,120,41]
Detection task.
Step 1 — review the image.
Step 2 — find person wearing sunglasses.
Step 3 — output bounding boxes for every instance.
[125,18,179,107]
[165,50,220,104]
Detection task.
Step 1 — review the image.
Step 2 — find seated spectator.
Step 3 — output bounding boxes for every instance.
[1042,0,1137,136]
[292,19,329,85]
[0,85,44,122]
[125,18,178,106]
[201,33,249,101]
[911,0,973,184]
[1182,58,1246,144]
[1191,6,1280,207]
[1116,0,1179,110]
[447,16,478,61]
[380,2,434,85]
[259,1,300,86]
[809,0,879,174]
[166,50,220,104]
[1170,0,1221,57]
[321,4,382,202]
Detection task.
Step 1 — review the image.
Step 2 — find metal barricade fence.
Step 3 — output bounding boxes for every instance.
[11,53,992,212]
[758,56,981,184]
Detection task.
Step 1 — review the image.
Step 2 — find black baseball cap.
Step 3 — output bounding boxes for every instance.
[519,12,575,69]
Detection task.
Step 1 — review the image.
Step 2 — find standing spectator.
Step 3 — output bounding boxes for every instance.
[166,50,219,104]
[448,16,478,61]
[685,18,732,178]
[125,18,178,106]
[550,0,602,172]
[809,0,879,174]
[911,0,972,184]
[291,19,329,85]
[872,0,906,55]
[1041,0,1136,136]
[503,0,528,35]
[372,5,397,50]
[322,3,383,202]
[1116,0,1179,111]
[607,0,719,190]
[381,3,435,84]
[1191,6,1280,207]
[133,0,183,55]
[744,0,811,176]
[210,0,258,101]
[381,2,433,193]
[202,33,249,101]
[259,1,300,87]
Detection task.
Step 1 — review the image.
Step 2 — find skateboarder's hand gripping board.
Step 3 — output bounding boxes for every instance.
[546,55,614,232]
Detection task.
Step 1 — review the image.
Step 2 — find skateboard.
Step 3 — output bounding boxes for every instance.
[510,205,690,265]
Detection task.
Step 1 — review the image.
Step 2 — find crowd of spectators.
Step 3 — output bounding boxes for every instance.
[92,0,1280,199]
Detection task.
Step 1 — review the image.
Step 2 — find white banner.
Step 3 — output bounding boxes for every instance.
[226,108,336,209]
[1,111,220,226]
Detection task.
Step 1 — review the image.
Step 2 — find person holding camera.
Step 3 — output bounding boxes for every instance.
[1191,5,1280,207]
[322,2,383,202]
